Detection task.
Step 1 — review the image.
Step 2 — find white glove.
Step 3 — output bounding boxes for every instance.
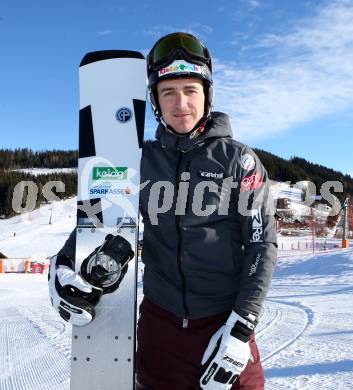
[200,311,255,389]
[48,254,103,326]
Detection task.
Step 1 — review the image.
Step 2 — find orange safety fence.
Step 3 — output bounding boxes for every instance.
[0,258,49,273]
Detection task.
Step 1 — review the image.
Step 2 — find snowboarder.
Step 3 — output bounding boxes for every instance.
[49,32,277,389]
[136,32,277,389]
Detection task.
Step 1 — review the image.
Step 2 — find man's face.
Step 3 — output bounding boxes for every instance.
[157,77,205,134]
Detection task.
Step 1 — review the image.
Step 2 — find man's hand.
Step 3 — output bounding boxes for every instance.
[200,311,255,389]
[48,254,103,326]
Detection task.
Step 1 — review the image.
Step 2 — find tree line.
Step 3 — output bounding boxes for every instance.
[0,170,77,218]
[255,149,353,202]
[0,149,78,218]
[0,147,352,219]
[0,148,78,169]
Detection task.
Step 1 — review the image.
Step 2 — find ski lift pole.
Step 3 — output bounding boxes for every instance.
[310,195,321,255]
[311,206,315,255]
[49,206,53,225]
[349,199,353,239]
[342,197,349,248]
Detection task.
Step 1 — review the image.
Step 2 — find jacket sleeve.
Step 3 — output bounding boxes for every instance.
[233,147,277,321]
[57,228,77,259]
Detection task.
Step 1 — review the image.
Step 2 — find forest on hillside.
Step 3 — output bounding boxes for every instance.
[0,147,352,218]
[0,148,78,169]
[0,149,78,218]
[255,149,353,201]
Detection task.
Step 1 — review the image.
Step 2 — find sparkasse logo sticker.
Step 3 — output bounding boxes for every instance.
[93,167,128,180]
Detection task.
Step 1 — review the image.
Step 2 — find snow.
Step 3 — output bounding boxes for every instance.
[13,168,77,177]
[0,198,76,259]
[1,197,352,389]
[271,180,304,203]
[262,248,353,389]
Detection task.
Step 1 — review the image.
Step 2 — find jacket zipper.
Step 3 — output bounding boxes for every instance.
[184,161,191,215]
[175,150,190,328]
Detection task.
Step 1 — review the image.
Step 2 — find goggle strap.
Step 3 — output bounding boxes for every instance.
[151,48,209,71]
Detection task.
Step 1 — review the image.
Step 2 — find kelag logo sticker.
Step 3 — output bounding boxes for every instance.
[93,167,128,180]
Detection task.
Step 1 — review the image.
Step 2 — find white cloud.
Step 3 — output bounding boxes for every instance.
[98,30,112,36]
[213,0,353,141]
[247,0,261,10]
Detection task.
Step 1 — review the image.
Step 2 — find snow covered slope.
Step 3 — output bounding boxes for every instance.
[0,198,352,389]
[0,198,76,259]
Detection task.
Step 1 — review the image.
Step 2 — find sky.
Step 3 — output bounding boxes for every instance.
[0,0,352,176]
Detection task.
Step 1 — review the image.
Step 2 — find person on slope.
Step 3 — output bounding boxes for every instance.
[49,32,277,390]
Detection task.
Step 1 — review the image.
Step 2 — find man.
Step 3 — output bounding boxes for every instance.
[49,32,277,389]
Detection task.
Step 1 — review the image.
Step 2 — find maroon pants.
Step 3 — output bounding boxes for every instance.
[136,298,264,390]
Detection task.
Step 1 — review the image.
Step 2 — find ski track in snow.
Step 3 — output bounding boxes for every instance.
[257,300,312,363]
[2,252,353,390]
[0,278,71,390]
[258,248,353,390]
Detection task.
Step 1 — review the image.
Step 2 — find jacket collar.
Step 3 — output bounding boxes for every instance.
[155,112,233,153]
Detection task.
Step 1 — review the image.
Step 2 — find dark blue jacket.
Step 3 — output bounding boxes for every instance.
[139,112,277,321]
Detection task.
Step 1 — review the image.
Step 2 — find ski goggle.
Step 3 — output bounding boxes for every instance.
[148,32,212,73]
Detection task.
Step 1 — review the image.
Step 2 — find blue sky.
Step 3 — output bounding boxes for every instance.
[0,0,352,176]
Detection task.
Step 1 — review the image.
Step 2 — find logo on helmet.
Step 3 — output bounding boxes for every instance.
[158,60,202,77]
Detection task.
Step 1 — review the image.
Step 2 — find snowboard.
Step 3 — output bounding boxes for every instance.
[70,51,146,390]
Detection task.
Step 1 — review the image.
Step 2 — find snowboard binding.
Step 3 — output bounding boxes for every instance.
[81,234,135,294]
